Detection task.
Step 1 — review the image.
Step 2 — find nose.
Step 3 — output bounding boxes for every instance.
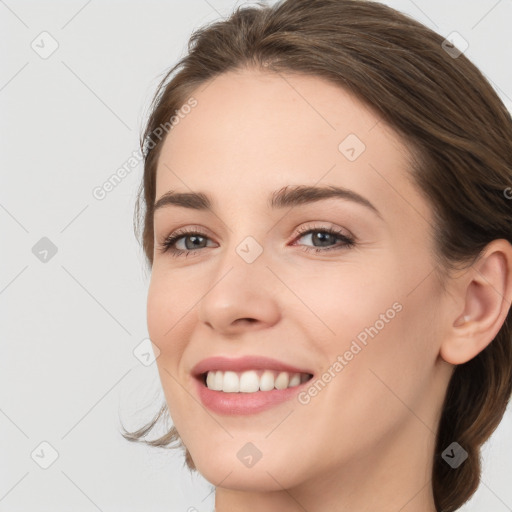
[196,251,281,335]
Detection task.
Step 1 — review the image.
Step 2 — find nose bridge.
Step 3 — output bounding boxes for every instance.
[196,232,281,331]
[210,231,270,302]
[214,210,271,277]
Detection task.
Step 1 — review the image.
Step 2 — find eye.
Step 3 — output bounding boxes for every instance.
[292,225,356,253]
[157,226,216,258]
[156,224,356,258]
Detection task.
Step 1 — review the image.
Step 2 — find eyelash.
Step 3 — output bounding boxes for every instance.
[157,224,356,258]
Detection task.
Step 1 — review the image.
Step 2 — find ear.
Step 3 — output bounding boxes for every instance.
[440,239,512,365]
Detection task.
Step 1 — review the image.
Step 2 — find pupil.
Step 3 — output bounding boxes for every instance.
[186,235,204,250]
[314,232,333,247]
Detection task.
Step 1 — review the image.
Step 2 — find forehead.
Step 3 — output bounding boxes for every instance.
[155,68,429,224]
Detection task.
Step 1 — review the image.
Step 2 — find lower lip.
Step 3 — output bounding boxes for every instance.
[194,376,312,415]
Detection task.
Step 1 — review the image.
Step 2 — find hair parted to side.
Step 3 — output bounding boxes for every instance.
[121,1,512,510]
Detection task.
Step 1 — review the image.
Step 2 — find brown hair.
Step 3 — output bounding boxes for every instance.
[121,1,512,510]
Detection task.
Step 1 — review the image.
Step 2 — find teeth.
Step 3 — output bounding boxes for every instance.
[223,371,239,392]
[214,371,223,391]
[239,370,260,392]
[289,373,301,387]
[274,372,289,390]
[204,369,310,393]
[259,370,275,391]
[206,371,216,390]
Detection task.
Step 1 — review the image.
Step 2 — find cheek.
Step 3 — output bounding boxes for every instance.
[296,258,438,410]
[146,268,195,344]
[146,272,193,425]
[321,271,442,428]
[146,270,194,379]
[282,260,401,352]
[146,277,169,346]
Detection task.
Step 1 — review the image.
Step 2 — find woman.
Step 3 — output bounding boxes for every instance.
[122,1,512,510]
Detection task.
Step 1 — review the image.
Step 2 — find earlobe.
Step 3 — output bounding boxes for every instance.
[440,239,512,365]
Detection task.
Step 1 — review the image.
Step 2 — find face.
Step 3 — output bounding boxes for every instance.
[147,68,453,492]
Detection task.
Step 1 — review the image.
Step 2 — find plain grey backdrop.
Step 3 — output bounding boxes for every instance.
[1,0,511,511]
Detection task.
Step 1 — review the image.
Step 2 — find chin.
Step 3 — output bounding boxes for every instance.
[190,446,303,491]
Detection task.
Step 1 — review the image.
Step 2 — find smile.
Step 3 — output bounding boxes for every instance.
[191,355,315,415]
[204,369,311,392]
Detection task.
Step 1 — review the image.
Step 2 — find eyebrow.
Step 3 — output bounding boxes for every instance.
[153,185,382,219]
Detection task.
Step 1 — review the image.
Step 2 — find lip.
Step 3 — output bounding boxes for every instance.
[191,355,314,416]
[191,355,313,377]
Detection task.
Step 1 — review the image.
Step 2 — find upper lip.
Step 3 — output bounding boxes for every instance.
[191,356,314,377]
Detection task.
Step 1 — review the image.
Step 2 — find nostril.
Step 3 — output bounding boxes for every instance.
[235,318,257,325]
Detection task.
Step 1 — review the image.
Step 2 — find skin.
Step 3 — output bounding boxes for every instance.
[147,68,512,512]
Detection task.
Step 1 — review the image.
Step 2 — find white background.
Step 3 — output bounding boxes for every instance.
[1,1,511,511]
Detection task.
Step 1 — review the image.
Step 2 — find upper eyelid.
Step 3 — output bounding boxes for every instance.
[163,223,353,245]
[156,224,357,258]
[164,222,349,236]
